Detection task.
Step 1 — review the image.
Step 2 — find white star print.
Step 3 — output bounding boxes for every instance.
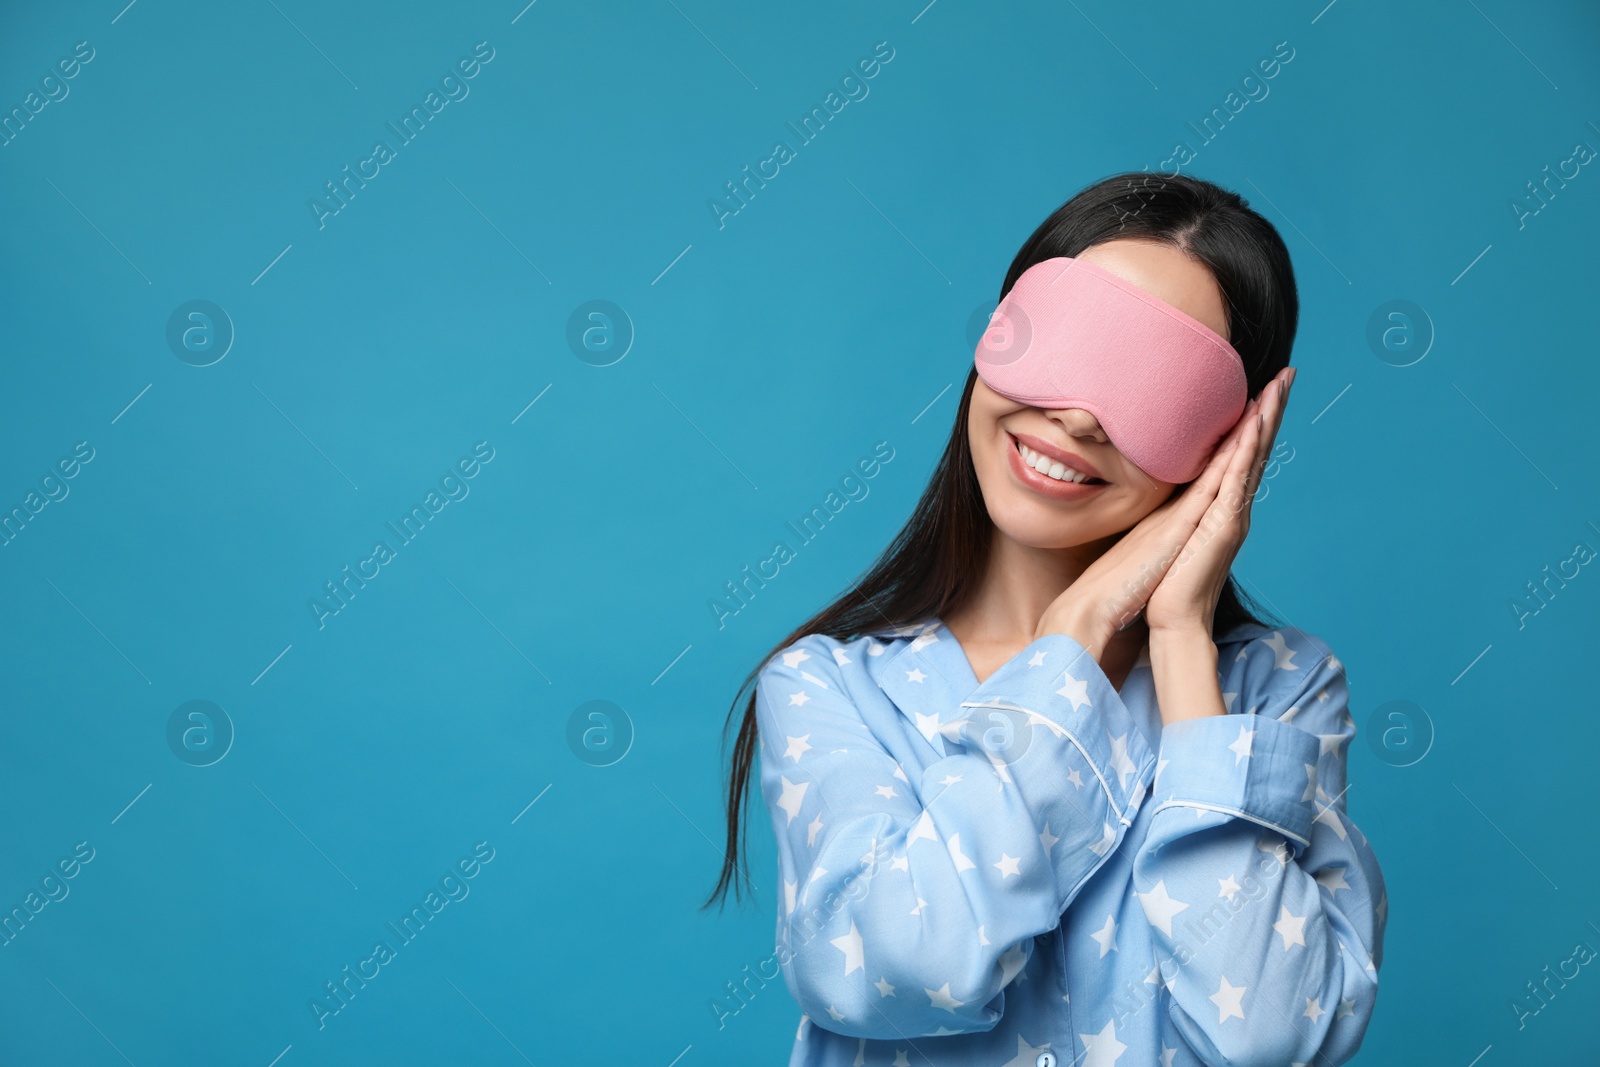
[1088,822,1116,857]
[906,811,937,846]
[914,712,941,743]
[874,977,895,997]
[1160,1046,1176,1067]
[938,773,963,786]
[1028,650,1047,667]
[1209,976,1247,1022]
[1228,724,1255,765]
[827,1004,845,1022]
[926,982,965,1012]
[831,647,852,666]
[1039,823,1060,854]
[1317,732,1346,757]
[1089,914,1119,957]
[1066,767,1084,789]
[777,777,808,822]
[1303,997,1326,1022]
[1078,1020,1127,1067]
[830,920,864,975]
[892,1052,909,1067]
[787,689,811,707]
[1262,630,1299,670]
[909,897,927,915]
[947,833,976,871]
[1107,731,1137,790]
[906,668,927,683]
[1135,880,1190,937]
[1153,758,1169,788]
[1336,997,1355,1019]
[1302,763,1318,802]
[994,853,1021,878]
[1258,834,1288,867]
[784,734,812,762]
[999,1034,1049,1067]
[784,879,796,915]
[1218,875,1241,901]
[800,669,831,689]
[807,813,824,847]
[1056,671,1093,711]
[1314,800,1349,841]
[874,784,898,800]
[783,648,811,668]
[1273,905,1307,950]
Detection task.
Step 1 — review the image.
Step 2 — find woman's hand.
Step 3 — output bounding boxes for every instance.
[1144,366,1294,637]
[1032,366,1295,658]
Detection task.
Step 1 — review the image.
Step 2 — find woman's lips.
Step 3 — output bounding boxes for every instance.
[1006,433,1110,501]
[1009,432,1106,481]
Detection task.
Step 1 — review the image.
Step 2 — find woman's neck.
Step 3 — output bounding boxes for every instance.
[942,530,1149,685]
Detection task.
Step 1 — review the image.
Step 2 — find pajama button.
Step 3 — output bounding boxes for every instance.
[1035,1052,1057,1067]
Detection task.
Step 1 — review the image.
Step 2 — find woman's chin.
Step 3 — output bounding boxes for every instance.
[988,507,1111,551]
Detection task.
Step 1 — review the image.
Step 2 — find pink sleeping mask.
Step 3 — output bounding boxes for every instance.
[973,256,1249,484]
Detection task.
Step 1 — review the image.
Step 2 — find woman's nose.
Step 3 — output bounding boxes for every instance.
[1046,406,1110,444]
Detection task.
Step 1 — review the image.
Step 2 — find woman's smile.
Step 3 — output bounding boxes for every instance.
[1006,430,1112,501]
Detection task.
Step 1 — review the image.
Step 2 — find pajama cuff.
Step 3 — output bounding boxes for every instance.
[1149,713,1322,852]
[957,633,1157,826]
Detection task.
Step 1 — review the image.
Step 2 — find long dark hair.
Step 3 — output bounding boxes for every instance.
[703,171,1298,910]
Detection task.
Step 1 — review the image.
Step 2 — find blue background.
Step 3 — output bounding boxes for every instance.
[2,0,1596,1063]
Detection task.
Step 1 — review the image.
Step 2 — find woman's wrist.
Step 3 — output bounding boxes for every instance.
[1034,600,1109,662]
[1149,625,1224,723]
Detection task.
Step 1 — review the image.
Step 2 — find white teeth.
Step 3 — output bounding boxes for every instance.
[1018,443,1093,484]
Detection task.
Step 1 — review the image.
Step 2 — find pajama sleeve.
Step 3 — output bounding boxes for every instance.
[1131,628,1387,1067]
[754,631,1157,1040]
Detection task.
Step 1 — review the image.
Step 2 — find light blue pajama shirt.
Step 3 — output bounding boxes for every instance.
[754,617,1386,1067]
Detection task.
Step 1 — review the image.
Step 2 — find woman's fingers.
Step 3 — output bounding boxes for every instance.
[1128,369,1292,628]
[1221,395,1263,517]
[1148,392,1259,551]
[1244,371,1291,500]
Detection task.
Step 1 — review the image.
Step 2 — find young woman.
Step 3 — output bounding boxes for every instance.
[706,172,1386,1067]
